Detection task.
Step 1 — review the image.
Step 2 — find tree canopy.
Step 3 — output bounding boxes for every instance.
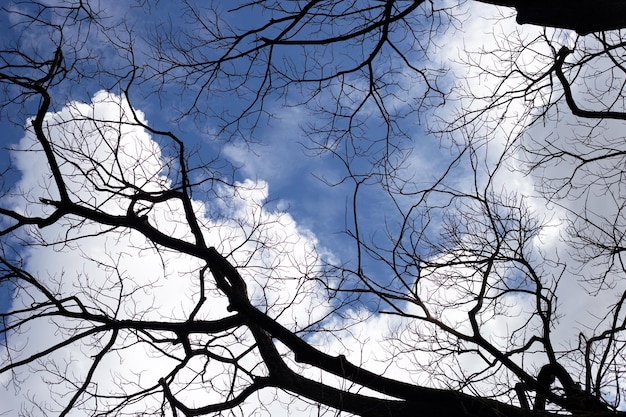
[2,1,626,416]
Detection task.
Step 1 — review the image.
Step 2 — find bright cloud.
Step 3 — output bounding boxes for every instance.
[0,91,333,416]
[3,2,626,416]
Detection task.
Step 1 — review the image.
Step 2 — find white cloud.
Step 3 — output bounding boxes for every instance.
[269,3,626,406]
[1,92,333,416]
[3,3,626,416]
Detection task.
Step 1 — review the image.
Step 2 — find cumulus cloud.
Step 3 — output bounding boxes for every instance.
[3,4,626,416]
[277,3,626,405]
[0,91,333,416]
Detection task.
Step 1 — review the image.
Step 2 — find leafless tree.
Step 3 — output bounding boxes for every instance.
[2,1,626,416]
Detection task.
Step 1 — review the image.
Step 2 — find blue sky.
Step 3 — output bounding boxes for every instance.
[0,0,439,334]
[0,0,562,347]
[3,1,626,416]
[0,0,460,291]
[0,0,483,348]
[0,0,541,340]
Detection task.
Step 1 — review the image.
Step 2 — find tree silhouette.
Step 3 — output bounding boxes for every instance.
[477,0,626,34]
[2,1,626,416]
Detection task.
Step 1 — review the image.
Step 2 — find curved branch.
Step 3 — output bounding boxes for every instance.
[555,46,626,120]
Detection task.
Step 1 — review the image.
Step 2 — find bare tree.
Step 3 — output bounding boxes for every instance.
[2,1,626,416]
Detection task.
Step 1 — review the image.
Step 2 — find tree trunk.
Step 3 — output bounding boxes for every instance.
[475,0,626,34]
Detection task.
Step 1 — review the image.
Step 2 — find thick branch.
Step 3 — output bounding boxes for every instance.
[277,370,529,417]
[554,46,626,120]
[475,0,626,34]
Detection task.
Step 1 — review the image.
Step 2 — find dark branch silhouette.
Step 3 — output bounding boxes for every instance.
[1,1,626,417]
